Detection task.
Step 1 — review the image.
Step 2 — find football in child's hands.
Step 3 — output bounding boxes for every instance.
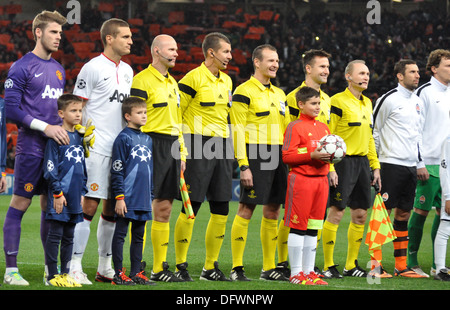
[318,134,346,164]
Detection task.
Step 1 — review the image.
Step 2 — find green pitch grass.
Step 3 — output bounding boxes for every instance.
[0,195,447,294]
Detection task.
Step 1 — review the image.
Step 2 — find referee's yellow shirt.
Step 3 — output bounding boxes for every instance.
[286,81,331,125]
[130,64,187,160]
[329,88,380,170]
[178,62,233,138]
[230,76,290,167]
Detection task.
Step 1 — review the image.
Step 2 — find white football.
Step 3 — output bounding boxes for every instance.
[319,134,347,164]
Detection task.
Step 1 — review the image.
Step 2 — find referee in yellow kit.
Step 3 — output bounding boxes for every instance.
[229,44,291,281]
[174,32,233,281]
[321,60,381,279]
[130,34,186,282]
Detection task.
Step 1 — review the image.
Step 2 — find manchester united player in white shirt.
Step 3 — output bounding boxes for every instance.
[70,18,133,284]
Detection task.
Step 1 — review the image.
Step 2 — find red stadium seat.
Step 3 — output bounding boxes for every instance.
[232,49,248,65]
[243,33,261,41]
[176,49,187,62]
[61,54,76,65]
[0,62,12,73]
[128,18,144,26]
[5,4,22,15]
[259,10,274,21]
[72,42,95,59]
[52,50,63,61]
[168,11,184,24]
[248,26,265,35]
[98,2,114,12]
[244,14,257,24]
[210,4,227,12]
[133,55,149,65]
[26,30,34,40]
[64,30,79,42]
[88,31,101,42]
[0,34,11,45]
[149,24,160,36]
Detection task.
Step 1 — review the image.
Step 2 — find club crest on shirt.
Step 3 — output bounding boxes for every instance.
[56,70,63,81]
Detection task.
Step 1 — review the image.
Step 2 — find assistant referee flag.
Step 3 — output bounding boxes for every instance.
[365,193,396,262]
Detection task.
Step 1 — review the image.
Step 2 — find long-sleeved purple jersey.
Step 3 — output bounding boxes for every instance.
[3,52,65,158]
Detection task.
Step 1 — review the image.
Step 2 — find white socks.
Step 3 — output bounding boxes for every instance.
[70,218,91,271]
[70,215,116,273]
[302,235,317,274]
[435,220,450,272]
[288,233,318,276]
[96,216,115,273]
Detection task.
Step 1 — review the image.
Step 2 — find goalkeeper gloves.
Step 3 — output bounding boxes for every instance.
[75,118,95,157]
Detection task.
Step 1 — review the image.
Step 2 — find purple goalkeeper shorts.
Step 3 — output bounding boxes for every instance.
[13,153,47,198]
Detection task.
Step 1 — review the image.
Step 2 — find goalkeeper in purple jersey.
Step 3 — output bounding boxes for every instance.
[2,10,69,286]
[110,97,154,285]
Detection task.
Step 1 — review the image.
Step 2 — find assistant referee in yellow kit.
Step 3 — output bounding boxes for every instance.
[229,44,291,282]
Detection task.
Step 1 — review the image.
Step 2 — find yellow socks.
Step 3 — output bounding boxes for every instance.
[151,220,170,273]
[261,217,278,271]
[204,214,228,270]
[174,213,195,266]
[322,220,338,270]
[231,215,249,268]
[277,219,290,263]
[345,222,365,270]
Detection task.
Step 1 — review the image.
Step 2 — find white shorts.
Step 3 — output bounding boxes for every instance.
[85,151,112,200]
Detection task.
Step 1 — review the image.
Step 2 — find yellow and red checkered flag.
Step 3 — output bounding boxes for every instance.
[365,193,396,263]
[180,171,195,219]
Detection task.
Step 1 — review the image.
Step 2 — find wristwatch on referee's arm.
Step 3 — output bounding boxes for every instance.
[240,165,249,171]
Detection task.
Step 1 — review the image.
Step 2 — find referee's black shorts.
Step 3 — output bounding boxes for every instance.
[183,134,233,202]
[329,155,371,210]
[146,132,181,200]
[380,162,417,211]
[240,144,288,206]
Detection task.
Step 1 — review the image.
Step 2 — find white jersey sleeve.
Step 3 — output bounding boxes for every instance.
[73,60,99,100]
[440,135,450,219]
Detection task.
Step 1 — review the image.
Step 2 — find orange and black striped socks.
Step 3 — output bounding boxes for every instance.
[393,219,409,271]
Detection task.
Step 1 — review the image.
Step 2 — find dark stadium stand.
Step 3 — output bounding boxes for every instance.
[0,1,448,170]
